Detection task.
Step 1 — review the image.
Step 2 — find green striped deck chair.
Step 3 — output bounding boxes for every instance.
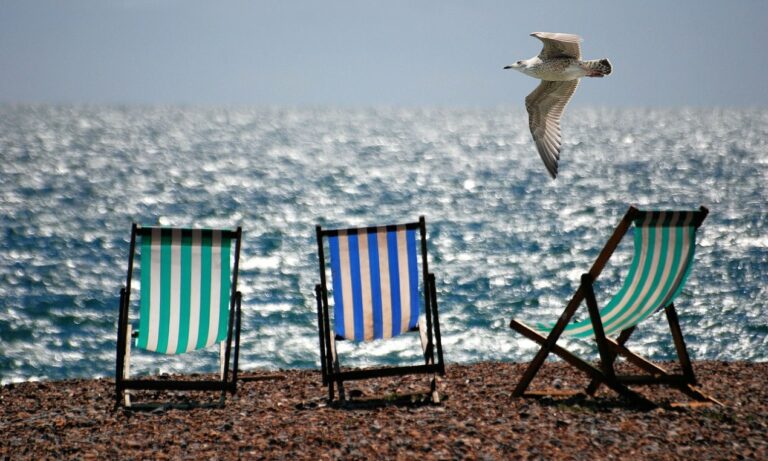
[115,224,243,408]
[315,216,445,403]
[510,206,720,406]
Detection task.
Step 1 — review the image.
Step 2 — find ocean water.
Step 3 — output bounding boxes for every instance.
[1,105,766,384]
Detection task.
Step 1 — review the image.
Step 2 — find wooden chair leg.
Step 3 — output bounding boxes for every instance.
[665,303,696,384]
[583,274,616,381]
[123,324,133,407]
[430,376,440,404]
[664,304,723,404]
[418,318,441,403]
[607,338,671,376]
[315,285,329,386]
[581,275,650,404]
[115,289,126,407]
[509,284,587,396]
[329,337,345,401]
[510,322,565,396]
[511,319,653,405]
[232,296,242,389]
[511,320,607,380]
[427,273,445,375]
[586,327,635,395]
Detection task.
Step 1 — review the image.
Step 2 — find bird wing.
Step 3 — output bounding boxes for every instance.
[531,32,582,60]
[525,79,579,179]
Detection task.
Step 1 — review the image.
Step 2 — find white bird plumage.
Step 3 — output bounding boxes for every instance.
[505,32,612,179]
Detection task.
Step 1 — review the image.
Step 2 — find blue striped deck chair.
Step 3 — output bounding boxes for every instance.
[115,224,243,408]
[315,216,445,403]
[510,206,720,406]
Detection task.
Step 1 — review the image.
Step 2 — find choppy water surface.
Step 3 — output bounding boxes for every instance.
[1,105,766,384]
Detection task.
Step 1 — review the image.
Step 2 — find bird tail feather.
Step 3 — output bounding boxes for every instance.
[583,58,612,77]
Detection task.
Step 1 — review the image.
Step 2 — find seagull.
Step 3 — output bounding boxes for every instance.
[504,32,612,179]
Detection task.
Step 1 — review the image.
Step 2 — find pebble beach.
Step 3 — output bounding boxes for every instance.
[2,360,766,460]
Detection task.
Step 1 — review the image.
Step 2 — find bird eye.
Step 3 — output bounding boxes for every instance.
[517,61,522,65]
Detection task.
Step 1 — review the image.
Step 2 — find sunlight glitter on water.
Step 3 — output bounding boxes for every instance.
[0,105,766,384]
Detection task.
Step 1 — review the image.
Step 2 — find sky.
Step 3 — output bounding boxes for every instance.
[1,0,767,108]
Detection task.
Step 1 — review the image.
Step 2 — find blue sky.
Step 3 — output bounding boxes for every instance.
[1,0,766,107]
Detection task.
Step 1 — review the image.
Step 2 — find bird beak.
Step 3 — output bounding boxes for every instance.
[503,65,513,69]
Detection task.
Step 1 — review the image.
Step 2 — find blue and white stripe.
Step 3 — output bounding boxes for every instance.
[329,226,420,341]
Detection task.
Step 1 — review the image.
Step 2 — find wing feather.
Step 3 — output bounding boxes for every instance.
[531,32,582,60]
[525,80,579,178]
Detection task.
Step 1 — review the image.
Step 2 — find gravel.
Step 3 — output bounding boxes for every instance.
[1,361,766,460]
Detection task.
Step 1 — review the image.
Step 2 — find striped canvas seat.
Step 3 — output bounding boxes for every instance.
[315,217,445,402]
[327,225,420,342]
[136,228,233,354]
[538,210,698,339]
[509,206,719,406]
[115,224,243,408]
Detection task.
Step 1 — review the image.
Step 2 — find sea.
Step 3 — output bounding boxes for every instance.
[1,105,766,385]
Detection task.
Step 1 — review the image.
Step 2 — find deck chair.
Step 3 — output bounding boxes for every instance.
[115,224,243,408]
[510,206,720,406]
[315,216,445,403]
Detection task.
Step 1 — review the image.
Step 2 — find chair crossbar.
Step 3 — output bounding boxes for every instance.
[509,206,718,406]
[120,379,235,392]
[333,364,444,382]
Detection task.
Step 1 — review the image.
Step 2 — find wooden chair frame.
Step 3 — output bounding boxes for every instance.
[315,216,445,402]
[115,224,243,408]
[509,206,720,406]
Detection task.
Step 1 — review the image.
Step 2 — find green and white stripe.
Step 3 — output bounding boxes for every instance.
[136,228,232,355]
[537,211,698,338]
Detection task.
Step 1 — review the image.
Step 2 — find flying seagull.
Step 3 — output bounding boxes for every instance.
[504,32,612,179]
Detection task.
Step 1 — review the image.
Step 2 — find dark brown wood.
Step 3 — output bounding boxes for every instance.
[121,379,235,392]
[334,363,444,382]
[598,328,720,404]
[606,339,671,376]
[135,226,240,239]
[586,326,636,395]
[331,337,344,401]
[231,292,242,387]
[510,319,650,404]
[115,288,127,405]
[314,284,328,385]
[419,216,435,365]
[429,273,445,374]
[230,227,242,302]
[582,274,618,382]
[586,206,638,281]
[615,375,689,385]
[319,221,422,238]
[222,227,243,396]
[510,285,585,397]
[508,205,717,406]
[665,303,696,384]
[510,319,608,379]
[694,206,709,228]
[123,223,138,320]
[115,223,138,406]
[315,224,335,392]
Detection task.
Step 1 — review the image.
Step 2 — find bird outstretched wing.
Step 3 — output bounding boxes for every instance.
[525,79,579,178]
[531,32,582,60]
